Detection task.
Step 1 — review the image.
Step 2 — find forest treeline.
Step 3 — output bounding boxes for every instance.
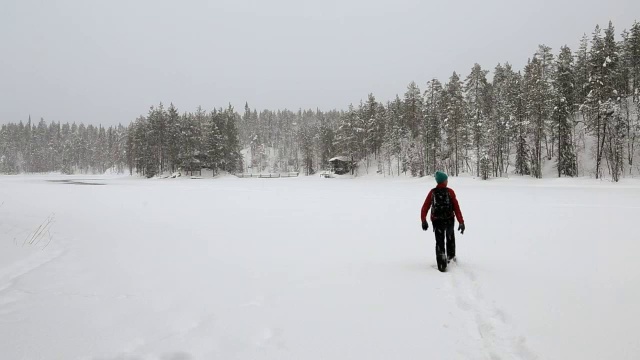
[1,20,639,181]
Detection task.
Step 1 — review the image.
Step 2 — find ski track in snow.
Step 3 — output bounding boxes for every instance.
[0,247,65,303]
[446,262,538,360]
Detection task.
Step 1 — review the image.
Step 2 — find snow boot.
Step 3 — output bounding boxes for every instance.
[437,253,448,272]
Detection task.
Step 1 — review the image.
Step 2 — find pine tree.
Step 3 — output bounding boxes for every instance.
[381,97,405,176]
[147,103,167,174]
[583,22,624,180]
[360,94,377,136]
[575,34,591,104]
[524,56,551,178]
[623,21,640,170]
[178,112,201,175]
[508,70,527,176]
[491,63,518,177]
[203,110,224,175]
[584,25,607,178]
[554,45,578,177]
[465,64,490,177]
[628,22,640,100]
[372,102,387,172]
[403,82,423,139]
[535,45,557,160]
[423,79,444,174]
[442,72,466,176]
[335,104,361,174]
[602,21,625,181]
[221,104,243,174]
[298,122,316,175]
[360,94,379,170]
[318,117,336,170]
[166,103,181,173]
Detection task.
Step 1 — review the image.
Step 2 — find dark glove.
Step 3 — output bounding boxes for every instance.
[422,221,429,231]
[458,223,465,234]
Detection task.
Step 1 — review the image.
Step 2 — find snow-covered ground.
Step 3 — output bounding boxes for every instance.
[1,174,639,360]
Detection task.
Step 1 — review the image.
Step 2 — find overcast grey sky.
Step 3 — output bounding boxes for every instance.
[1,0,638,126]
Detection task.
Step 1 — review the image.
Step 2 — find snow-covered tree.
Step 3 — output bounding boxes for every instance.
[423,79,444,174]
[465,64,491,177]
[442,72,466,176]
[554,45,578,177]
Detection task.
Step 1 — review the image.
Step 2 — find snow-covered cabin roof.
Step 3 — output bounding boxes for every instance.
[329,156,350,162]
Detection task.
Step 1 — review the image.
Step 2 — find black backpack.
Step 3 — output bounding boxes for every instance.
[431,187,453,220]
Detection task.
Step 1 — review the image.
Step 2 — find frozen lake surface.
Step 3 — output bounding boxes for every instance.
[1,174,639,360]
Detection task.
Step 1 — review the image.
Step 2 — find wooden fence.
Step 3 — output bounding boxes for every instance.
[235,172,300,178]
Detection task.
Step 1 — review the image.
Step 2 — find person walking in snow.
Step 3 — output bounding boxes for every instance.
[420,171,465,272]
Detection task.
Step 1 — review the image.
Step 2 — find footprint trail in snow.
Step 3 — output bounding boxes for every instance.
[445,261,538,360]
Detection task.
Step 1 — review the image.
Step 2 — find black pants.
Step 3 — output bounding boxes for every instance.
[433,219,455,262]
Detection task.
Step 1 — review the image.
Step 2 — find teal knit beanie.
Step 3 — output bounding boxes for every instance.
[435,171,448,184]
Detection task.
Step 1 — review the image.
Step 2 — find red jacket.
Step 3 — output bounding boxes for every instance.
[421,184,464,223]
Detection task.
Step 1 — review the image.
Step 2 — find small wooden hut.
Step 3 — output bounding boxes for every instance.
[328,156,354,175]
